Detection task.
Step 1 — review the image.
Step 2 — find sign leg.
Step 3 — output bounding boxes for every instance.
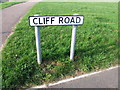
[70,25,77,60]
[35,26,42,64]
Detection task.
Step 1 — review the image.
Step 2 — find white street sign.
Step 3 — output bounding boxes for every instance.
[29,14,84,64]
[29,16,84,26]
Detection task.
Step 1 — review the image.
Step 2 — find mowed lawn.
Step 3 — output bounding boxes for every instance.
[2,2,118,88]
[0,1,25,9]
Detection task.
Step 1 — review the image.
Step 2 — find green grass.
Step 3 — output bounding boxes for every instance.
[0,1,25,9]
[43,0,119,2]
[2,2,118,89]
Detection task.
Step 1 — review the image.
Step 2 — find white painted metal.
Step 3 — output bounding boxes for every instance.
[70,25,77,60]
[30,14,84,63]
[34,15,42,64]
[70,14,79,61]
[29,15,84,26]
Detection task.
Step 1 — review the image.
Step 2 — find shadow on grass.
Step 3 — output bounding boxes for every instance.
[42,41,117,64]
[75,42,117,59]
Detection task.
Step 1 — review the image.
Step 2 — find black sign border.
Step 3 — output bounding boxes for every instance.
[28,15,84,26]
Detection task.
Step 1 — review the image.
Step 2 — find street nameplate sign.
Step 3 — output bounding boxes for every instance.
[29,15,84,26]
[29,14,84,64]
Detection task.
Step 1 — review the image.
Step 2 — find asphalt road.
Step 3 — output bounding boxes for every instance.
[0,0,42,48]
[49,67,119,88]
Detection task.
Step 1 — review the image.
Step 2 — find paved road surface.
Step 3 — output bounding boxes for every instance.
[49,67,119,88]
[0,0,42,48]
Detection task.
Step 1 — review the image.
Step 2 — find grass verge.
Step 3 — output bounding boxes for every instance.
[0,1,25,9]
[2,2,118,89]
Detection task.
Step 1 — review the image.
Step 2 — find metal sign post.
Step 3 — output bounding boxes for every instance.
[70,14,79,61]
[29,14,84,64]
[70,25,77,61]
[34,15,42,64]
